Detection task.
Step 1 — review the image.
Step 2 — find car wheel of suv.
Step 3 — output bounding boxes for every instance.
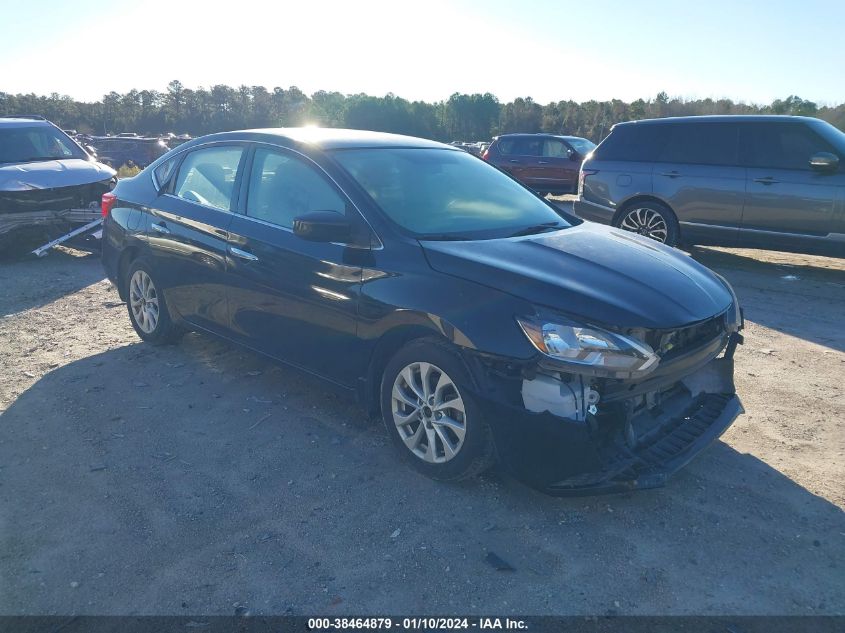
[125,258,183,345]
[380,338,495,481]
[617,201,679,246]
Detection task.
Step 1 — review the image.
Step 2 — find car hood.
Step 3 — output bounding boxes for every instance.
[420,222,733,329]
[0,159,115,192]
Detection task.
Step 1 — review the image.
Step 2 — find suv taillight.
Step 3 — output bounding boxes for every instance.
[481,149,489,160]
[101,192,117,217]
[579,169,598,196]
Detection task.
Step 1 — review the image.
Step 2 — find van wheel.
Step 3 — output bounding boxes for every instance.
[380,338,495,481]
[125,258,183,345]
[616,201,679,246]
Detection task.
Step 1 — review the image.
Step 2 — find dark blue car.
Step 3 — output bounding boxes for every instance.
[101,128,744,495]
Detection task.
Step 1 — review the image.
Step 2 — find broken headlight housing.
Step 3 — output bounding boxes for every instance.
[517,317,660,379]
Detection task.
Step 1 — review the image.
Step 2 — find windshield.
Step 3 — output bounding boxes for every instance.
[0,126,87,164]
[565,137,597,154]
[332,148,573,239]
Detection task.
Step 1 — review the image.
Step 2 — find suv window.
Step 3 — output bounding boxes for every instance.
[543,138,571,158]
[173,146,243,210]
[591,124,670,162]
[742,122,838,171]
[497,137,542,157]
[0,125,86,164]
[246,148,345,228]
[657,122,740,166]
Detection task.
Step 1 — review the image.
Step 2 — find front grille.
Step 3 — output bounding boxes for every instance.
[651,314,726,359]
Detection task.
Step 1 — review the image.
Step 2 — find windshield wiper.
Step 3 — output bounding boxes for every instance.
[418,234,474,241]
[0,156,63,164]
[508,222,564,237]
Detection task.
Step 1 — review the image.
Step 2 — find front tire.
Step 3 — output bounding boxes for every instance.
[125,258,183,345]
[380,338,495,481]
[616,201,679,246]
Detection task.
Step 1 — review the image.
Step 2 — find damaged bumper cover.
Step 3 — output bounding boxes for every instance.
[468,331,744,496]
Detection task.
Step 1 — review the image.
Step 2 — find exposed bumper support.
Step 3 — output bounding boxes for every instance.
[545,392,743,496]
[0,207,101,236]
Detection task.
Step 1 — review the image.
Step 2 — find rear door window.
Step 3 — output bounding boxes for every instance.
[173,146,244,211]
[742,122,838,170]
[497,137,542,157]
[592,124,670,162]
[657,123,740,166]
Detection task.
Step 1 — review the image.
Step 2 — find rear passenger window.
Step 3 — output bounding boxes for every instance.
[497,137,542,156]
[742,123,838,170]
[246,148,345,228]
[592,124,670,162]
[173,146,243,211]
[657,123,739,166]
[153,157,177,189]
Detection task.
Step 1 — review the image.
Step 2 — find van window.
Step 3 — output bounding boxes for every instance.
[591,124,669,162]
[742,123,838,171]
[657,123,740,166]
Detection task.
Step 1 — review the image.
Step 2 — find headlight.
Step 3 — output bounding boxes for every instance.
[517,317,659,379]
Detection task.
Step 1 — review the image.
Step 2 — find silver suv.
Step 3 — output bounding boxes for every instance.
[574,115,845,257]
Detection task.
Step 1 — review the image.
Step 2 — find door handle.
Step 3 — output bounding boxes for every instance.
[660,171,681,178]
[228,246,259,262]
[508,159,521,164]
[538,160,550,164]
[151,222,170,235]
[753,176,780,185]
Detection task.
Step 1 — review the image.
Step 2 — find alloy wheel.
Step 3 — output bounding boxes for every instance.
[620,207,668,243]
[129,269,160,334]
[391,361,467,464]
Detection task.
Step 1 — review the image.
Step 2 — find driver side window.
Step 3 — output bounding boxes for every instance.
[173,146,244,211]
[246,148,345,228]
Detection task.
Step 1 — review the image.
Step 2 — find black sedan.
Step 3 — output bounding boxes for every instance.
[101,128,744,495]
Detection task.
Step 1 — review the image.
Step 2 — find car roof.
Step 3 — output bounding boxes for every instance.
[0,117,54,128]
[615,115,820,127]
[177,127,454,151]
[494,133,589,141]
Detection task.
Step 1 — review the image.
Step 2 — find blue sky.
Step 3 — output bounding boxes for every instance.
[0,0,842,105]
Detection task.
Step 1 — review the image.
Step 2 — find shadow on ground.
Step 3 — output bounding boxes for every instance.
[689,246,845,352]
[0,250,106,316]
[1,334,842,615]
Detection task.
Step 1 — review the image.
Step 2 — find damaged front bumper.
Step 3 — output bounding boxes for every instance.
[468,332,744,496]
[0,205,101,236]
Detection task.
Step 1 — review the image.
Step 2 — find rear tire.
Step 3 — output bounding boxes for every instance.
[380,338,495,481]
[125,258,183,345]
[615,200,679,246]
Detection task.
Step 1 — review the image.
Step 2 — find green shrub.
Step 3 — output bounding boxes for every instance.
[117,164,142,178]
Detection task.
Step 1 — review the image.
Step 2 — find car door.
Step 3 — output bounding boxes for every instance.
[224,145,368,386]
[652,122,746,246]
[538,137,578,192]
[739,122,844,254]
[145,143,245,334]
[495,136,543,187]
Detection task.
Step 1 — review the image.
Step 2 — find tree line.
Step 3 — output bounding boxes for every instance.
[1,81,842,143]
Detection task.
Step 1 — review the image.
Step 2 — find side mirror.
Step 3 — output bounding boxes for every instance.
[292,210,353,243]
[810,152,839,172]
[569,151,582,162]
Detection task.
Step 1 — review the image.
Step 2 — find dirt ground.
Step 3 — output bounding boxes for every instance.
[0,241,843,616]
